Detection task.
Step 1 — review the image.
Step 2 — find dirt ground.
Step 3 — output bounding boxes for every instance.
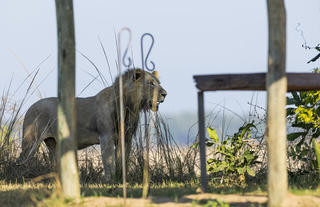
[79,193,320,207]
[1,183,320,206]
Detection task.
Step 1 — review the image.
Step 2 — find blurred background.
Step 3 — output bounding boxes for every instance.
[0,0,319,143]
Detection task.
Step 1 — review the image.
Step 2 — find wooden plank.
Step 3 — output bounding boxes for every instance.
[194,73,320,92]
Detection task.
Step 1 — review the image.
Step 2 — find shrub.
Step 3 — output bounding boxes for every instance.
[287,70,320,172]
[206,122,259,186]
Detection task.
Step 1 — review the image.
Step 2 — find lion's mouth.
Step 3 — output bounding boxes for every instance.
[148,96,165,112]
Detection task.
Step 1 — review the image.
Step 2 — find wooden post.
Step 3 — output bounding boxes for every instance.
[142,115,150,199]
[55,0,80,200]
[198,91,208,192]
[266,0,287,206]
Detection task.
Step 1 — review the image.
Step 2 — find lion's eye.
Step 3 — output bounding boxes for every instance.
[149,81,155,86]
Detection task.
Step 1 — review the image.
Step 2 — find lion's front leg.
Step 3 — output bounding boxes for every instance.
[115,136,133,182]
[115,138,124,183]
[99,134,115,183]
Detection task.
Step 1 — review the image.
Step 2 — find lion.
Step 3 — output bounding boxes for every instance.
[18,69,167,182]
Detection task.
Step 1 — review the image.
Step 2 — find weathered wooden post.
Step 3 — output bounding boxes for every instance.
[55,0,80,200]
[198,91,208,192]
[266,0,287,206]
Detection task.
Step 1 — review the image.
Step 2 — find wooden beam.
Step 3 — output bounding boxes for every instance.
[194,73,320,92]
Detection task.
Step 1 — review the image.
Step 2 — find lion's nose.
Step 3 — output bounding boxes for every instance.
[161,90,167,98]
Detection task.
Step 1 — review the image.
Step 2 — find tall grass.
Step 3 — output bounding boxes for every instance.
[127,113,198,184]
[76,112,199,185]
[0,71,55,182]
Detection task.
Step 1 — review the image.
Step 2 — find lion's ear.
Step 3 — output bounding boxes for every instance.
[152,71,159,79]
[134,69,143,80]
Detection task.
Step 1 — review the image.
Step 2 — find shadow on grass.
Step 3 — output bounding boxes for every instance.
[0,186,52,207]
[81,183,267,198]
[81,183,268,206]
[81,183,198,198]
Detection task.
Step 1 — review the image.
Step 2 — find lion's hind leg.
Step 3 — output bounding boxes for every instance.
[99,133,116,184]
[44,137,57,168]
[19,115,54,166]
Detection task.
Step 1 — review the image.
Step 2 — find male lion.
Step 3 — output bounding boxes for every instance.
[19,69,167,182]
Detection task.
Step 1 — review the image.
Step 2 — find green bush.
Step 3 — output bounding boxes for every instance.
[287,70,320,172]
[206,122,259,186]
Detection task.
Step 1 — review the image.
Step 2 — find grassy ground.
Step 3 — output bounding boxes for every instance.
[1,182,319,207]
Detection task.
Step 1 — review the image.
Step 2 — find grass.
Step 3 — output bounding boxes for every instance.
[82,182,199,198]
[290,187,320,196]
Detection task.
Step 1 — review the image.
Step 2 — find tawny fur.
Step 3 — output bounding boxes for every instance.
[19,69,167,182]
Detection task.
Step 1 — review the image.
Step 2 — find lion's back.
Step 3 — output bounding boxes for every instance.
[23,97,58,136]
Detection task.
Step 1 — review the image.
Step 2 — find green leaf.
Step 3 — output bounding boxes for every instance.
[246,167,256,176]
[239,122,256,139]
[286,108,296,116]
[206,142,214,147]
[292,92,301,104]
[297,136,306,148]
[220,145,226,152]
[244,151,254,162]
[238,156,245,164]
[236,167,245,174]
[216,199,230,207]
[192,142,199,149]
[296,144,301,153]
[207,158,215,164]
[307,53,320,64]
[287,132,305,141]
[207,127,219,143]
[287,97,296,105]
[220,161,228,168]
[300,149,309,157]
[300,92,307,100]
[207,166,214,172]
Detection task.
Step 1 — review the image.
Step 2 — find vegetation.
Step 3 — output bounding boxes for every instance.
[287,86,320,173]
[206,123,259,186]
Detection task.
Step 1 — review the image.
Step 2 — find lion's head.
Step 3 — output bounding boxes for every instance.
[117,69,167,112]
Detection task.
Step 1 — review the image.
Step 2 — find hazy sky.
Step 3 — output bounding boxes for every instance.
[1,0,320,116]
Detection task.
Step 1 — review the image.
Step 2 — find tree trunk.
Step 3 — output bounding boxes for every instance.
[266,0,287,206]
[55,0,80,200]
